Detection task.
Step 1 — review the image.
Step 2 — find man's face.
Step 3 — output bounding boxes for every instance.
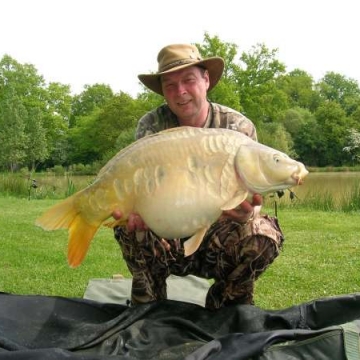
[161,66,210,125]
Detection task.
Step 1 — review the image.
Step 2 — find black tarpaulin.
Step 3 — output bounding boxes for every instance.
[1,292,360,359]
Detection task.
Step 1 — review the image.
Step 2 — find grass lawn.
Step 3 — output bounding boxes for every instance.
[1,196,360,310]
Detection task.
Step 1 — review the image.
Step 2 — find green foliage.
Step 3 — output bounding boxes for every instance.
[68,110,101,164]
[136,88,164,109]
[257,122,296,157]
[276,69,320,111]
[294,118,325,166]
[0,55,71,171]
[278,107,314,138]
[316,72,360,116]
[70,83,114,127]
[314,101,349,166]
[115,127,136,151]
[68,92,139,165]
[235,43,288,124]
[0,87,28,171]
[25,107,49,170]
[197,33,242,111]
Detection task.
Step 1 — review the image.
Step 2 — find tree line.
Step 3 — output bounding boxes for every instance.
[1,33,360,173]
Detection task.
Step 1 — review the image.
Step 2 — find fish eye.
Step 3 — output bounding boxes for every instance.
[273,154,281,163]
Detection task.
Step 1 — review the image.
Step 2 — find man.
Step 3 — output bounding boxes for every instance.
[113,44,284,310]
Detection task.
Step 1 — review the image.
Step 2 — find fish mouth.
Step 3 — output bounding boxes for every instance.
[292,168,309,185]
[294,176,304,185]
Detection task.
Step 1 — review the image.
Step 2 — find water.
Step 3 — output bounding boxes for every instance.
[268,172,360,206]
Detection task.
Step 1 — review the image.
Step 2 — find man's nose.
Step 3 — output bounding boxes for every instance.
[175,81,187,95]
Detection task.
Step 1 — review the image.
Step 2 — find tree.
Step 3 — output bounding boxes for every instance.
[0,55,70,170]
[68,109,102,164]
[68,92,139,164]
[25,107,48,170]
[41,82,72,167]
[234,43,288,124]
[276,69,321,111]
[316,72,360,116]
[136,89,164,112]
[293,118,325,166]
[257,122,296,158]
[0,55,46,103]
[278,107,315,145]
[343,128,360,164]
[70,83,114,127]
[0,87,28,171]
[313,101,349,166]
[350,105,360,126]
[196,33,241,111]
[91,92,138,156]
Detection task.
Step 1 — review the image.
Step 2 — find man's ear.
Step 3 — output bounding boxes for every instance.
[204,70,210,90]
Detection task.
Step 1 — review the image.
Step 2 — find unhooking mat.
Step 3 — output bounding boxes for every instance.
[1,286,360,359]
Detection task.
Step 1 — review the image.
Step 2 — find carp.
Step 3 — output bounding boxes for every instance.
[36,126,308,267]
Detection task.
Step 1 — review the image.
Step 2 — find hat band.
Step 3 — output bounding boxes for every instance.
[159,58,202,73]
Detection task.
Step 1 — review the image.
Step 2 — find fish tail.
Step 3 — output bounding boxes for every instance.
[35,195,99,268]
[67,216,98,267]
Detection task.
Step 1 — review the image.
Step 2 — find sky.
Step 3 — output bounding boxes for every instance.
[1,0,359,97]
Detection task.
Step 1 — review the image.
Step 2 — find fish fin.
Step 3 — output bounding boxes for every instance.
[35,196,77,230]
[183,227,208,257]
[220,191,248,211]
[67,217,99,268]
[35,195,100,268]
[103,219,127,228]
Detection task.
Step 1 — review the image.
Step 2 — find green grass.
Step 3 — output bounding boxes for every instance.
[1,196,360,310]
[255,207,360,309]
[0,197,129,298]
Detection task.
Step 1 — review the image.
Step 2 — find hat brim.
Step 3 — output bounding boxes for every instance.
[138,57,224,96]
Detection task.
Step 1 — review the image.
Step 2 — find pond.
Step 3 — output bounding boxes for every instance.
[267,172,360,207]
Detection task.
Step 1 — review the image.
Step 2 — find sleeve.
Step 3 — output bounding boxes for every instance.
[226,112,258,141]
[135,105,179,140]
[211,103,258,141]
[135,112,158,140]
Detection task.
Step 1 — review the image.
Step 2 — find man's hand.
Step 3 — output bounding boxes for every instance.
[112,209,170,256]
[221,193,263,224]
[111,210,148,232]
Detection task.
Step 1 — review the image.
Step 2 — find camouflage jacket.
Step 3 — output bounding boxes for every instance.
[135,102,258,140]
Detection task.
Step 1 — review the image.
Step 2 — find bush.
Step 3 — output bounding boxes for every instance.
[52,165,66,176]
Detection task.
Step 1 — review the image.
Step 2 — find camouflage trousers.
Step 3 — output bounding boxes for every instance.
[114,215,284,310]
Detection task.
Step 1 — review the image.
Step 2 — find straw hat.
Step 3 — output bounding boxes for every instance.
[138,44,224,95]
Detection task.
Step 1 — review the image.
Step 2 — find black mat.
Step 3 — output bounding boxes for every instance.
[1,292,360,359]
